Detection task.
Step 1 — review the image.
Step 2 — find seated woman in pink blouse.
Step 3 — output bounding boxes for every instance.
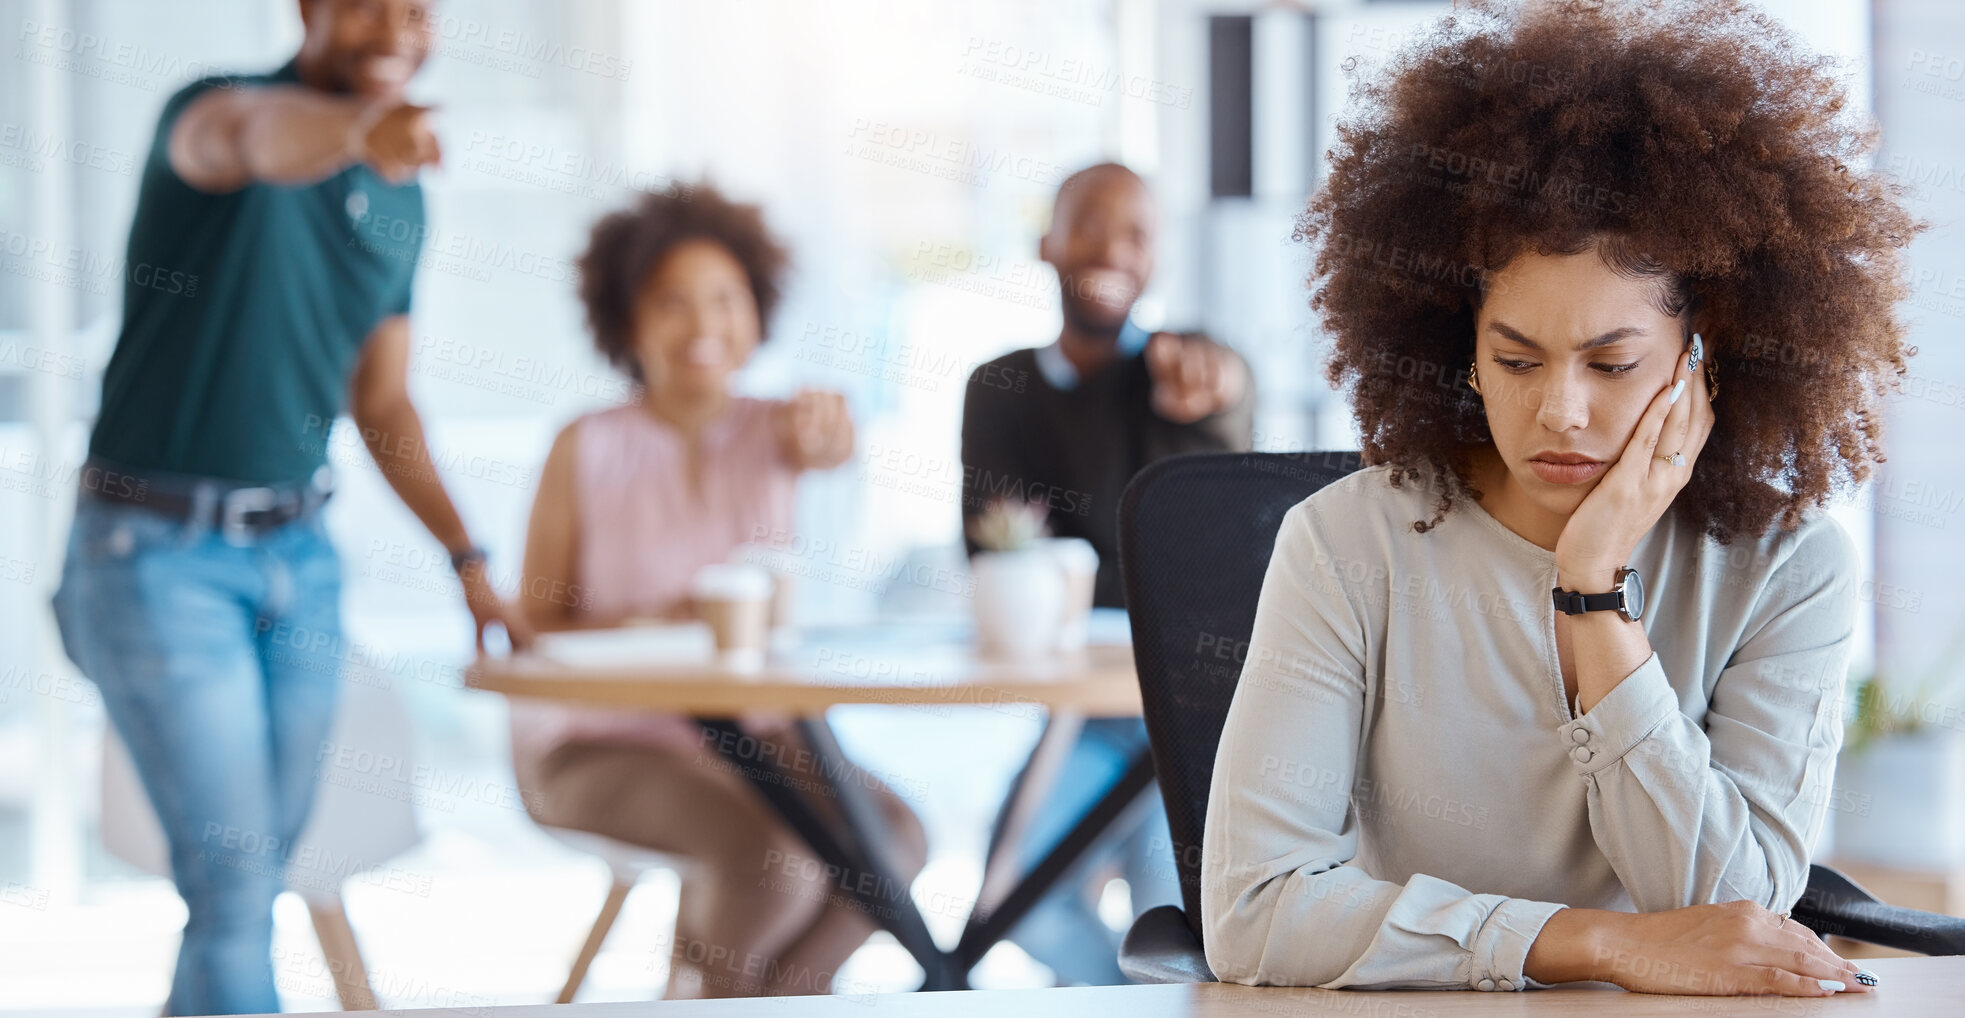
[513,184,926,999]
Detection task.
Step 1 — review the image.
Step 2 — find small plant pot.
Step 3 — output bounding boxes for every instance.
[1040,537,1099,652]
[971,547,1067,660]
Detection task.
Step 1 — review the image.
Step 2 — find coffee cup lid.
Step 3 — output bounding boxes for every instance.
[693,562,774,600]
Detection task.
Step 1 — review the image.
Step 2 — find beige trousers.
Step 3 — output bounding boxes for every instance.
[526,732,929,999]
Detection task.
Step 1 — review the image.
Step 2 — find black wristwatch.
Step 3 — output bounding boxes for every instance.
[449,544,489,575]
[1552,566,1645,623]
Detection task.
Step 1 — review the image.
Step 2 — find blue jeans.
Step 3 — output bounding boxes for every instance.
[53,496,344,1016]
[1008,717,1181,985]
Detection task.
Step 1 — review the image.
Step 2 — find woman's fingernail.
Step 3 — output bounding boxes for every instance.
[1854,969,1878,987]
[1692,333,1704,364]
[1669,380,1685,405]
[1817,979,1846,993]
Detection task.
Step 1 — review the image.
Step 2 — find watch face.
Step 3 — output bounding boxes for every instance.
[1619,568,1645,621]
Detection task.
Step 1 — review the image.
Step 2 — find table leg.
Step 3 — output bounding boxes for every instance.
[952,746,1157,970]
[697,718,963,990]
[792,717,961,987]
[976,712,1087,917]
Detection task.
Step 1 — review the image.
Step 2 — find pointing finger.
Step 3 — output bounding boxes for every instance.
[1146,333,1181,376]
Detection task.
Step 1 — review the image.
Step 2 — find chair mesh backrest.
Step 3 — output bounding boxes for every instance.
[1118,450,1363,944]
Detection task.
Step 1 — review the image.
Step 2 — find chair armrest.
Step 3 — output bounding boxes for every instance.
[1794,863,1965,956]
[1119,905,1216,984]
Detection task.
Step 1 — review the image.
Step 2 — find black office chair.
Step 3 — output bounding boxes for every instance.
[1114,450,1965,983]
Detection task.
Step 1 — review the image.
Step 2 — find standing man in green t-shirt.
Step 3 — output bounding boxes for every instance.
[51,2,530,1013]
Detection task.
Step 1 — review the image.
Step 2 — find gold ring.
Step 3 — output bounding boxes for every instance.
[1657,452,1685,467]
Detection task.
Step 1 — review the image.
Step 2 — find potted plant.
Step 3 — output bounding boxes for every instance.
[967,498,1066,659]
[1831,652,1965,870]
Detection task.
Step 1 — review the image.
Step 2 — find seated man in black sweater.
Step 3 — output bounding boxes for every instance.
[961,162,1252,983]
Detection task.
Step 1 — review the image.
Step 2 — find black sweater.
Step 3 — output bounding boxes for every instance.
[959,343,1254,608]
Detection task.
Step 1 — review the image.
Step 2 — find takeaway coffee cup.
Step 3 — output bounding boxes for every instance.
[691,563,774,670]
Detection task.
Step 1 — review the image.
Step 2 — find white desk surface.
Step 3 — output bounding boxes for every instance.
[213,954,1960,1017]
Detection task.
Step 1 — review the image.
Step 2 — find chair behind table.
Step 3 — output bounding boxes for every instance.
[1116,450,1364,943]
[99,676,424,1008]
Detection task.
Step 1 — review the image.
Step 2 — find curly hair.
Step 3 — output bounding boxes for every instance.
[1298,0,1923,543]
[577,182,791,382]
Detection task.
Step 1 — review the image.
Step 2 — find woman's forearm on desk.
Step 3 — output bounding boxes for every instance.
[1522,907,1617,984]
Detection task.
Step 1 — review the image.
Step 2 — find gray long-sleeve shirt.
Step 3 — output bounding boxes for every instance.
[1202,463,1858,991]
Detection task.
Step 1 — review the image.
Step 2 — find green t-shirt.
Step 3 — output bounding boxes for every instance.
[89,60,426,484]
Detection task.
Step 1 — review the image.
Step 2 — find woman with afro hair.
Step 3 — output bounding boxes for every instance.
[1203,0,1918,997]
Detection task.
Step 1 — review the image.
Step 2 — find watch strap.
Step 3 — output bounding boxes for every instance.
[449,545,488,574]
[1552,587,1623,615]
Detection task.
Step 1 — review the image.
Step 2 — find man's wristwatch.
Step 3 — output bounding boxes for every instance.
[1552,566,1645,623]
[449,545,488,575]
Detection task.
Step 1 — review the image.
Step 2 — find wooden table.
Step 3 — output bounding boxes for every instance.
[466,634,1143,715]
[466,621,1155,993]
[216,954,1965,1016]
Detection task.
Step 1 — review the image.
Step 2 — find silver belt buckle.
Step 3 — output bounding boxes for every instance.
[220,486,280,544]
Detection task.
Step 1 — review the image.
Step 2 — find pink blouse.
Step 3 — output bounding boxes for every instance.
[509,399,798,782]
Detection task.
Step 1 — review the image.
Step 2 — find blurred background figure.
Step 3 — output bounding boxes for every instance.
[960,161,1251,985]
[511,184,926,999]
[46,0,528,1014]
